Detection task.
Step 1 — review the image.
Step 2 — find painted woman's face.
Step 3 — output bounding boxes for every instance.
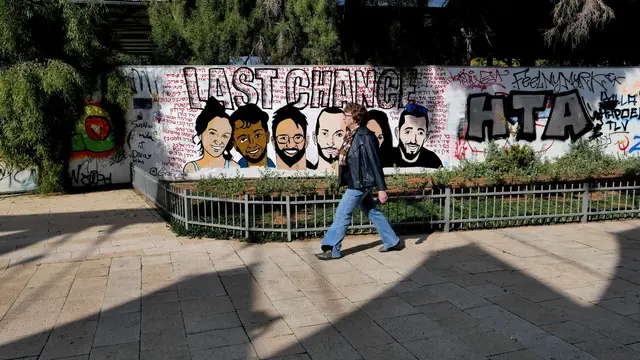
[367,119,384,147]
[201,116,232,158]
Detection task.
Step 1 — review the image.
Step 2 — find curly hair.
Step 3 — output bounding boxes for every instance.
[344,103,368,124]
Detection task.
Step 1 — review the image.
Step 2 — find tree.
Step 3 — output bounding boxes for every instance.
[544,0,615,48]
[148,0,340,65]
[0,0,133,193]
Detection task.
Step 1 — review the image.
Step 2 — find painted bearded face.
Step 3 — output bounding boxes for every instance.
[314,112,346,163]
[274,118,307,167]
[397,115,428,160]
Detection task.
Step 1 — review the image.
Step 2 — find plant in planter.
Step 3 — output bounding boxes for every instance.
[430,167,457,188]
[196,170,245,197]
[548,140,620,181]
[622,156,640,177]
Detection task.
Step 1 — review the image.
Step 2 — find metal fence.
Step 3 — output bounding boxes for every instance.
[132,165,640,240]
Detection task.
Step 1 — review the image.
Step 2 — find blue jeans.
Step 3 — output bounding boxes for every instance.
[321,188,399,258]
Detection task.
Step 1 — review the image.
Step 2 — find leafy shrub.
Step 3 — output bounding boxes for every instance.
[481,142,543,185]
[254,168,321,197]
[196,170,245,197]
[189,139,634,195]
[387,167,411,192]
[284,171,321,197]
[429,167,456,188]
[321,170,339,195]
[622,156,640,177]
[548,140,618,180]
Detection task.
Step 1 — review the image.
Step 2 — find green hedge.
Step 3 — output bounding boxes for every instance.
[189,140,640,197]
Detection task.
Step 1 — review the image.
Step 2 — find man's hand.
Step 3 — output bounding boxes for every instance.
[378,190,388,204]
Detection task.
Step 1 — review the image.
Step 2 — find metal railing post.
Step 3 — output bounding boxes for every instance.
[184,189,191,230]
[444,187,451,232]
[164,182,170,212]
[144,172,150,203]
[286,195,292,241]
[581,182,590,223]
[244,194,250,239]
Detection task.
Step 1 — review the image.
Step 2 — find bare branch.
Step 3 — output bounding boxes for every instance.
[544,0,615,48]
[263,0,282,20]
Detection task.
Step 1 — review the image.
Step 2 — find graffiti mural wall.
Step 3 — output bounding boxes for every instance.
[124,65,640,179]
[0,163,36,194]
[69,100,129,187]
[6,64,637,193]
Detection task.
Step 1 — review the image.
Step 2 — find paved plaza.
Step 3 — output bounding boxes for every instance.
[2,190,640,359]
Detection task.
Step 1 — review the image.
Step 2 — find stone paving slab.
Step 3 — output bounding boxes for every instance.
[2,189,640,359]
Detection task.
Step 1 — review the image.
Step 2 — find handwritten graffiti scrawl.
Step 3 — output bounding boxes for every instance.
[0,163,36,194]
[121,66,640,178]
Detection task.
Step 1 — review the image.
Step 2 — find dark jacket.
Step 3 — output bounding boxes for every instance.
[338,126,387,191]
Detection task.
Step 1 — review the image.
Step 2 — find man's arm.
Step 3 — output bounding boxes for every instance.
[363,133,387,191]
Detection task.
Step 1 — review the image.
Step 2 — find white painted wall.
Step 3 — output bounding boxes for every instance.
[0,163,36,194]
[122,65,640,180]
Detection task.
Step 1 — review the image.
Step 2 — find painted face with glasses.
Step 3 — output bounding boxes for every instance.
[274,118,307,163]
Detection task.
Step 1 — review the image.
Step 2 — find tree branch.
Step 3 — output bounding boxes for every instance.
[544,0,615,48]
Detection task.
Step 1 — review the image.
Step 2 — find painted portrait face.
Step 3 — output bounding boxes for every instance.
[275,118,307,166]
[367,119,384,147]
[233,120,268,163]
[314,112,346,163]
[397,115,427,158]
[201,116,232,158]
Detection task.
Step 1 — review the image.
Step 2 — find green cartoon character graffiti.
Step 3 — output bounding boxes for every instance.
[71,102,117,159]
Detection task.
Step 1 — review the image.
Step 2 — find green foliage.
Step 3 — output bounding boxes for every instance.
[621,156,640,177]
[386,167,411,192]
[0,0,132,193]
[254,168,287,197]
[547,140,618,180]
[321,170,339,194]
[426,140,630,188]
[148,0,340,65]
[254,168,321,197]
[196,170,246,197]
[0,61,83,192]
[148,0,192,64]
[481,142,545,184]
[189,140,640,198]
[430,167,456,188]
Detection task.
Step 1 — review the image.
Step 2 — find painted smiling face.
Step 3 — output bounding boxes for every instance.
[398,115,427,159]
[201,116,232,158]
[275,118,306,162]
[233,119,268,163]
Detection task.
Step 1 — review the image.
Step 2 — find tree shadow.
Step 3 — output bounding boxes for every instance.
[1,220,640,359]
[0,207,163,262]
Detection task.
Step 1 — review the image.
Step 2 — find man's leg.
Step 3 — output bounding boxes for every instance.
[360,192,401,251]
[318,189,365,259]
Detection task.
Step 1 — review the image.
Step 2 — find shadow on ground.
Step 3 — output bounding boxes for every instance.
[0,207,162,262]
[2,220,640,359]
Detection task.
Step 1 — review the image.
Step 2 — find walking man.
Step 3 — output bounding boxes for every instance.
[316,103,402,260]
